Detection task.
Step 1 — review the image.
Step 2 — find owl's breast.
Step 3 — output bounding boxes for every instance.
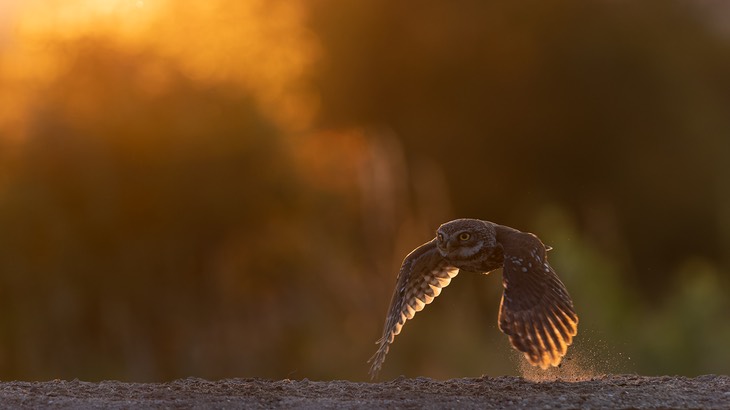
[447,245,503,273]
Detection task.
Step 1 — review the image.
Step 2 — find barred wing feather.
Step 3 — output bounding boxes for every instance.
[368,239,458,379]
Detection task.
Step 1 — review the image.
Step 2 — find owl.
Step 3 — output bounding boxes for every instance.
[368,218,578,378]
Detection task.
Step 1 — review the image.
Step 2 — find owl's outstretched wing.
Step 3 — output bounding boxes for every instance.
[495,226,578,369]
[368,238,459,379]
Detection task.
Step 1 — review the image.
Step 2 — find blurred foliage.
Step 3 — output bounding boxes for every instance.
[0,0,729,381]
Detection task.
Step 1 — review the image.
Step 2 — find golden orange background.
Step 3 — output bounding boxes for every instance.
[0,0,729,381]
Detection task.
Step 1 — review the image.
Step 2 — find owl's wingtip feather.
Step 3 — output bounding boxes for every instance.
[367,339,391,379]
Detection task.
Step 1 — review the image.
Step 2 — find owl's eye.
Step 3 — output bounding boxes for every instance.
[459,232,471,241]
[437,233,444,243]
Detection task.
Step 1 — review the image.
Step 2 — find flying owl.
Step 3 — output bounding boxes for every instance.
[368,218,578,378]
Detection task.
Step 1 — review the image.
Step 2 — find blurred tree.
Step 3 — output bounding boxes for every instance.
[0,40,306,380]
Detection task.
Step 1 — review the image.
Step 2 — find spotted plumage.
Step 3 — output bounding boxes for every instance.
[368,218,578,378]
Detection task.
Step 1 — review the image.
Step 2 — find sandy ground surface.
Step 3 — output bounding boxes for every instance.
[0,374,728,409]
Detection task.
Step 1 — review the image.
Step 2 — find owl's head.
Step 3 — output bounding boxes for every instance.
[435,218,497,261]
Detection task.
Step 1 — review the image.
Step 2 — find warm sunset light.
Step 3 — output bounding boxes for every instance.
[0,0,319,141]
[0,0,729,386]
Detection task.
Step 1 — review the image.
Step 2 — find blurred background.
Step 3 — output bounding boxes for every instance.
[0,0,729,381]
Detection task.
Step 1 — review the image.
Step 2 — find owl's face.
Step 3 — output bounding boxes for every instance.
[435,219,491,261]
[435,218,501,271]
[436,228,480,260]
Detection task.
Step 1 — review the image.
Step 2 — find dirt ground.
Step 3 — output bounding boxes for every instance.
[0,374,728,409]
